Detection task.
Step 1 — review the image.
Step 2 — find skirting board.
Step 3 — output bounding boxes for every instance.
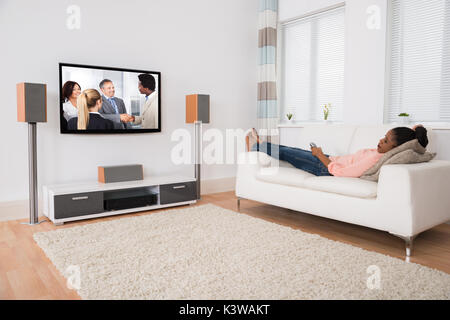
[0,177,236,222]
[201,176,236,195]
[0,200,42,222]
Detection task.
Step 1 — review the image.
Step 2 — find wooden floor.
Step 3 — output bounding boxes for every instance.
[1,191,449,300]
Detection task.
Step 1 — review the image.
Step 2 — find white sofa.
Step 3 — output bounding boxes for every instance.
[235,124,450,257]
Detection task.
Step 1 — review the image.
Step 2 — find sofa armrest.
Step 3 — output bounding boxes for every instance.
[236,151,271,177]
[235,151,273,195]
[377,160,450,234]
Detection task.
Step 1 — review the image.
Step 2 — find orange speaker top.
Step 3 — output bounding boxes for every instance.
[17,82,47,123]
[186,94,210,124]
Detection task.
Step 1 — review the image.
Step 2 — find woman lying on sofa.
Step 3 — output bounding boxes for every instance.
[246,125,428,178]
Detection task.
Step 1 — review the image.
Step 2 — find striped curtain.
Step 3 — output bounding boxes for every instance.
[257,0,278,139]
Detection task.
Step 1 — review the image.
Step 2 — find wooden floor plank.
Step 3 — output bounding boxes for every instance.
[0,271,15,299]
[34,262,80,300]
[6,267,48,300]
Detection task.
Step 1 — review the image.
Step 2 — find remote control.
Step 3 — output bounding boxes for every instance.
[310,142,317,148]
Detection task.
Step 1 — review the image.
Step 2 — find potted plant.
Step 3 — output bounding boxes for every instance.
[398,112,410,124]
[286,112,294,123]
[323,103,331,124]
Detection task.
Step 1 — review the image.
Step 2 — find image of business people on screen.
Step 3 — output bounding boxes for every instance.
[132,73,158,129]
[67,89,115,130]
[62,81,81,122]
[98,79,134,129]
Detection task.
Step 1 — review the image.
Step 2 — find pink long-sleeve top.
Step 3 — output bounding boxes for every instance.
[327,149,383,177]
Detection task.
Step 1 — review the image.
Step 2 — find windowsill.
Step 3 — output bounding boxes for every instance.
[277,121,343,128]
[278,121,450,130]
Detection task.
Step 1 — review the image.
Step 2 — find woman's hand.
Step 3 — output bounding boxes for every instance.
[311,147,323,157]
[311,146,331,167]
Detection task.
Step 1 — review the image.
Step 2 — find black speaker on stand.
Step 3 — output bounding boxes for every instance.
[17,83,47,225]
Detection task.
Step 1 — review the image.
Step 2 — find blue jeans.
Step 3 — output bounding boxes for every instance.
[251,142,332,176]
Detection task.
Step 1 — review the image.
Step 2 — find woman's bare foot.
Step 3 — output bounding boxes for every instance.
[251,128,262,144]
[246,128,263,151]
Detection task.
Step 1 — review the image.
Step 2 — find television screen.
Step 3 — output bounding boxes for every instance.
[59,63,161,133]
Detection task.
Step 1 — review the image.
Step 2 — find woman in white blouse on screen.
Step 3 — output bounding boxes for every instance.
[62,81,81,121]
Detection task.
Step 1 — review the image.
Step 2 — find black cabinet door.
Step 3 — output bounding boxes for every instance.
[159,182,196,205]
[54,192,104,219]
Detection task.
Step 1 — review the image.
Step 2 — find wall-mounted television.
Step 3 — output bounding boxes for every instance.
[59,63,161,133]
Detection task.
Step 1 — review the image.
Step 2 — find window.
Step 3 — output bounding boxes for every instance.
[386,0,450,122]
[280,6,345,122]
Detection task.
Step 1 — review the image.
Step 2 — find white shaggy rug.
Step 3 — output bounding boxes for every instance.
[33,204,450,300]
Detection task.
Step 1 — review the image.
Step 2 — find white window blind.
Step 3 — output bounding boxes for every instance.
[281,6,345,122]
[386,0,450,122]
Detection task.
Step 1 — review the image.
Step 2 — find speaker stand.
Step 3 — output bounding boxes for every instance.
[194,120,202,200]
[21,122,45,225]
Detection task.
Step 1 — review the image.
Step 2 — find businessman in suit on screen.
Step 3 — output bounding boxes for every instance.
[98,79,133,129]
[131,73,158,129]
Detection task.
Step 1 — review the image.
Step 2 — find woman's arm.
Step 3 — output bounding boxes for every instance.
[311,147,331,167]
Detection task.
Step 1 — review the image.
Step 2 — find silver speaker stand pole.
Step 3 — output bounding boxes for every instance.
[22,122,44,225]
[194,120,202,200]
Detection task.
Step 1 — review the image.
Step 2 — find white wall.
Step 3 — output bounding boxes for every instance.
[0,0,258,203]
[278,0,450,160]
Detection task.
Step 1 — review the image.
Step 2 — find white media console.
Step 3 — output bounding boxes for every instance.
[43,175,197,225]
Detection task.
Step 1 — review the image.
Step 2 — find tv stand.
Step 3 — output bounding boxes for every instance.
[42,175,197,225]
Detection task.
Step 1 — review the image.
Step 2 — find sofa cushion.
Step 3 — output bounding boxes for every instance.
[347,125,396,154]
[361,139,437,182]
[283,124,356,156]
[347,125,436,154]
[256,166,377,198]
[303,176,378,198]
[256,167,315,188]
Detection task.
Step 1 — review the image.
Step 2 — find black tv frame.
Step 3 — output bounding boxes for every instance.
[59,62,161,134]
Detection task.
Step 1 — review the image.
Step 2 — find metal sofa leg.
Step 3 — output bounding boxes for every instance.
[405,236,414,258]
[390,233,417,261]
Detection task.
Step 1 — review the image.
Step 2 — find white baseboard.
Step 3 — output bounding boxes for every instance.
[0,200,40,222]
[201,176,236,195]
[0,177,237,222]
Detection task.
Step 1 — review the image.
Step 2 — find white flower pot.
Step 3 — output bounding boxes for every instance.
[399,116,410,125]
[324,119,332,125]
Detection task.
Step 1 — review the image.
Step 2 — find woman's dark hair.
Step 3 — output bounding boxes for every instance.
[138,73,156,91]
[62,81,81,102]
[392,126,428,148]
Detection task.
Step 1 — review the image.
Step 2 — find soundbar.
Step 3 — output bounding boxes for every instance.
[98,164,144,183]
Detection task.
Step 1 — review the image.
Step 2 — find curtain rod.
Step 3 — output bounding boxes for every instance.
[279,2,345,26]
